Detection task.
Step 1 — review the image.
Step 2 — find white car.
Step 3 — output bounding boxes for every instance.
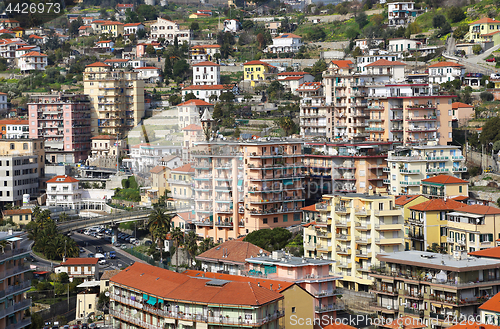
[98,258,106,265]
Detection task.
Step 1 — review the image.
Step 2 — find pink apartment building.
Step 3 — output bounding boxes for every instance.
[28,93,91,163]
[245,250,343,322]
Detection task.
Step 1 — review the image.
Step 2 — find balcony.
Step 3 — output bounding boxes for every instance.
[0,280,31,299]
[374,209,402,216]
[0,248,29,262]
[399,181,420,186]
[426,156,449,161]
[408,231,424,240]
[337,262,352,268]
[375,223,403,231]
[317,231,332,238]
[366,127,385,131]
[452,167,467,172]
[399,169,420,174]
[0,265,32,282]
[336,248,351,255]
[335,234,351,241]
[335,207,350,214]
[404,307,424,316]
[367,105,384,110]
[383,167,391,172]
[315,302,345,313]
[406,116,437,121]
[369,302,397,313]
[6,318,31,329]
[354,208,368,216]
[452,155,464,160]
[375,238,404,245]
[426,168,449,174]
[383,179,391,184]
[313,289,342,298]
[0,299,31,319]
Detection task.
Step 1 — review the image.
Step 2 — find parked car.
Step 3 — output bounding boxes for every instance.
[82,324,89,329]
[109,251,116,259]
[113,242,121,247]
[486,58,496,62]
[89,324,98,329]
[88,253,95,258]
[96,246,104,253]
[79,247,84,253]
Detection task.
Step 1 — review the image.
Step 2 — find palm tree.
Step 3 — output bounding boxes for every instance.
[171,227,184,272]
[199,237,214,254]
[0,240,7,254]
[184,231,198,269]
[148,206,171,263]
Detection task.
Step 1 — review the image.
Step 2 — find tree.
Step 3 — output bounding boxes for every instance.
[69,17,83,36]
[99,8,108,19]
[370,14,384,26]
[137,28,147,39]
[274,116,298,136]
[172,59,189,81]
[219,91,235,102]
[473,44,483,55]
[148,205,171,263]
[355,12,368,29]
[184,230,198,268]
[58,272,69,283]
[480,91,494,102]
[145,45,155,56]
[163,56,172,80]
[199,237,215,253]
[242,20,254,30]
[439,21,452,36]
[447,6,466,23]
[171,227,184,272]
[266,80,285,100]
[244,228,292,251]
[479,117,500,147]
[185,93,197,101]
[307,27,326,41]
[352,46,362,58]
[234,126,241,138]
[190,22,200,31]
[256,33,265,49]
[453,25,469,39]
[97,291,110,309]
[432,15,447,29]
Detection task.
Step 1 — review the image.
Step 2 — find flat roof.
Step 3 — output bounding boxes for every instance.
[246,255,335,267]
[0,231,22,241]
[377,251,500,272]
[323,193,391,200]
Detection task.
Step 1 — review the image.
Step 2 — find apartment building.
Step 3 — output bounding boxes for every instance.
[190,45,221,63]
[246,250,343,322]
[0,92,8,112]
[428,62,465,84]
[90,135,125,158]
[149,17,192,44]
[304,141,392,199]
[369,250,500,327]
[0,231,32,329]
[0,139,45,206]
[46,175,81,209]
[28,93,91,164]
[168,163,194,210]
[193,61,220,85]
[297,82,331,137]
[83,62,145,138]
[466,18,500,43]
[421,175,468,199]
[0,119,28,139]
[385,145,466,195]
[278,72,314,95]
[55,258,99,282]
[110,262,284,329]
[1,208,32,226]
[176,99,214,130]
[192,139,304,242]
[387,2,423,27]
[17,51,47,72]
[265,33,303,54]
[182,124,204,163]
[303,193,404,292]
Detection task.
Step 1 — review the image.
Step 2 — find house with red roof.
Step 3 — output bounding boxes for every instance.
[452,102,475,127]
[55,257,100,282]
[421,174,468,199]
[243,60,277,86]
[176,99,214,129]
[46,175,82,209]
[0,38,28,62]
[78,25,93,37]
[110,262,284,328]
[468,18,500,45]
[94,40,114,49]
[277,71,314,94]
[167,163,195,209]
[428,61,465,84]
[265,33,303,54]
[193,61,220,86]
[116,3,134,14]
[27,34,47,45]
[190,44,221,63]
[18,51,47,72]
[123,22,144,35]
[15,45,40,59]
[133,66,163,83]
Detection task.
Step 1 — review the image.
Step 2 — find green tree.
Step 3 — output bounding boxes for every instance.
[219,91,235,102]
[190,22,200,31]
[307,27,326,41]
[274,116,298,136]
[266,80,285,100]
[163,56,173,80]
[479,117,500,147]
[97,290,110,309]
[172,59,189,81]
[148,205,171,263]
[184,230,198,268]
[453,25,469,39]
[242,20,254,30]
[473,44,483,54]
[58,272,69,283]
[234,126,241,138]
[244,228,292,251]
[54,282,66,295]
[137,28,147,39]
[355,12,368,29]
[480,91,494,102]
[198,237,215,254]
[30,312,43,329]
[185,93,197,101]
[432,15,447,28]
[145,45,155,56]
[447,6,466,23]
[171,227,184,272]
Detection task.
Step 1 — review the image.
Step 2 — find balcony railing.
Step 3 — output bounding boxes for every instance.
[6,318,31,329]
[0,300,31,319]
[404,307,424,315]
[0,248,29,262]
[0,280,31,299]
[0,265,32,282]
[315,302,345,312]
[452,167,467,172]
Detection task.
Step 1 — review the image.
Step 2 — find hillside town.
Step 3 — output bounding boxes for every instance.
[4,0,500,328]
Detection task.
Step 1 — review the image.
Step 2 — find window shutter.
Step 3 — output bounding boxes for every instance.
[489,234,494,242]
[480,235,484,243]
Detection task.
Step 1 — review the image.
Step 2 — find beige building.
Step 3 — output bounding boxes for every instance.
[2,208,32,226]
[452,102,475,127]
[168,163,194,210]
[303,193,404,292]
[421,174,468,199]
[142,165,171,205]
[90,135,126,158]
[182,124,204,163]
[83,62,145,138]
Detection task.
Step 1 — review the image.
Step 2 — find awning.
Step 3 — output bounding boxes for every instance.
[165,319,176,324]
[480,286,493,291]
[147,297,157,305]
[447,212,483,218]
[443,305,453,309]
[178,320,193,326]
[283,179,293,186]
[7,237,22,242]
[143,294,149,301]
[197,323,208,329]
[238,180,243,186]
[158,299,163,304]
[431,303,441,308]
[382,278,394,283]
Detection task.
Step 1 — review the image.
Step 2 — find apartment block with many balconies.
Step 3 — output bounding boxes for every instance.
[297,82,331,138]
[0,231,32,329]
[369,251,500,328]
[385,145,466,195]
[303,193,404,292]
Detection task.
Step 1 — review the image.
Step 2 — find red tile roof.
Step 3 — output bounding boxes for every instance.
[150,165,167,174]
[452,102,474,109]
[117,3,134,7]
[469,18,500,25]
[2,209,32,215]
[171,163,194,173]
[243,60,276,68]
[91,135,117,140]
[447,323,499,329]
[481,31,500,36]
[277,71,309,76]
[79,26,92,30]
[450,195,469,201]
[428,61,464,68]
[395,195,423,206]
[281,76,302,80]
[46,175,79,183]
[60,258,99,265]
[323,324,357,329]
[421,175,468,184]
[0,119,28,125]
[457,204,500,215]
[182,124,202,131]
[111,262,283,306]
[135,66,160,70]
[177,99,214,106]
[302,221,316,227]
[197,240,263,264]
[469,246,500,259]
[183,270,295,293]
[380,316,427,329]
[96,40,112,43]
[86,62,111,68]
[296,82,322,91]
[28,35,43,39]
[330,60,353,68]
[104,59,129,63]
[301,204,318,212]
[16,46,37,51]
[21,51,46,57]
[124,23,143,26]
[192,61,220,66]
[409,199,466,212]
[365,59,406,67]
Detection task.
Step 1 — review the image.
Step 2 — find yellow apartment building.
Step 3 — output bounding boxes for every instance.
[303,193,404,292]
[2,208,33,226]
[395,195,429,250]
[141,165,171,205]
[83,62,145,138]
[100,21,124,37]
[421,174,468,199]
[243,60,277,86]
[385,145,466,195]
[167,163,194,210]
[467,18,500,44]
[192,139,304,242]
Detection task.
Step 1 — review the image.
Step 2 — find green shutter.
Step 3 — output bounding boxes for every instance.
[480,235,484,243]
[489,234,494,242]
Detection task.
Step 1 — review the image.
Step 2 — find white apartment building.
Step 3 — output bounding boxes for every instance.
[95,40,114,49]
[356,54,400,72]
[297,82,329,137]
[2,119,28,139]
[387,38,422,53]
[123,144,182,172]
[385,145,466,195]
[428,61,465,83]
[55,258,100,282]
[0,38,27,63]
[277,71,314,94]
[46,175,82,209]
[265,33,303,53]
[133,66,162,83]
[149,17,192,44]
[388,2,423,26]
[354,38,385,51]
[15,45,39,59]
[192,61,220,85]
[123,22,144,35]
[18,51,47,72]
[181,85,234,102]
[176,99,214,129]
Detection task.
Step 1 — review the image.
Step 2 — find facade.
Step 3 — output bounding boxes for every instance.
[196,239,262,275]
[386,145,466,195]
[2,208,32,225]
[182,124,204,163]
[387,2,423,27]
[265,33,303,53]
[90,135,125,158]
[79,26,93,36]
[192,61,220,86]
[46,175,81,209]
[0,119,28,139]
[95,40,114,49]
[100,21,124,37]
[355,38,385,51]
[18,51,47,71]
[246,251,343,322]
[28,93,92,164]
[123,23,144,35]
[110,262,284,329]
[479,292,500,326]
[387,38,422,53]
[428,62,465,84]
[146,165,171,204]
[176,99,214,129]
[181,85,234,102]
[171,211,196,232]
[134,66,162,83]
[452,102,475,127]
[297,82,328,137]
[190,45,221,63]
[149,17,192,44]
[55,258,100,282]
[168,163,195,210]
[278,72,315,94]
[466,18,500,43]
[369,251,500,327]
[192,139,304,242]
[421,175,468,199]
[83,62,145,138]
[243,60,277,87]
[303,193,404,292]
[0,231,32,329]
[0,92,7,112]
[0,138,45,206]
[223,19,242,33]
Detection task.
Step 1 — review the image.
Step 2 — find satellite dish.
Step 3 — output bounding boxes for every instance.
[105,292,110,297]
[192,261,196,266]
[369,186,373,190]
[259,249,263,254]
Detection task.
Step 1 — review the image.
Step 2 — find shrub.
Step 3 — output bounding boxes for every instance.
[480,91,494,102]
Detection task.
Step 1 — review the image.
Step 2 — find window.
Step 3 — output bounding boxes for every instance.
[273,217,278,223]
[291,307,296,313]
[10,143,14,150]
[459,186,462,193]
[263,218,268,224]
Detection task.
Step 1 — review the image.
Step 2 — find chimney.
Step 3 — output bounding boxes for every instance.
[8,229,13,236]
[278,284,281,289]
[270,284,273,290]
[258,282,260,287]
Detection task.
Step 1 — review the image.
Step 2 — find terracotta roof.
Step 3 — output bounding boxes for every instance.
[171,163,194,173]
[274,33,301,39]
[182,124,202,131]
[469,246,500,259]
[124,23,143,26]
[46,175,79,183]
[96,40,112,43]
[428,61,464,68]
[329,60,353,69]
[21,51,46,57]
[302,221,316,227]
[281,76,302,80]
[409,199,466,212]
[173,211,196,223]
[469,18,500,25]
[450,195,469,201]
[101,269,121,280]
[135,66,160,70]
[323,324,357,329]
[150,165,167,174]
[193,13,211,16]
[60,258,98,265]
[380,316,427,329]
[160,155,180,162]
[111,262,282,306]
[243,60,276,68]
[104,59,130,63]
[421,175,468,184]
[183,270,295,293]
[395,195,422,206]
[28,35,43,39]
[1,19,19,23]
[79,26,92,30]
[481,31,500,37]
[91,135,117,140]
[117,3,134,7]
[192,61,220,66]
[86,62,111,68]
[365,59,407,67]
[296,82,322,91]
[16,46,37,51]
[177,99,214,106]
[457,204,500,215]
[301,204,318,212]
[196,240,263,264]
[447,323,499,329]
[2,209,32,216]
[452,102,474,109]
[277,71,309,76]
[102,21,124,26]
[0,119,28,125]
[182,84,229,91]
